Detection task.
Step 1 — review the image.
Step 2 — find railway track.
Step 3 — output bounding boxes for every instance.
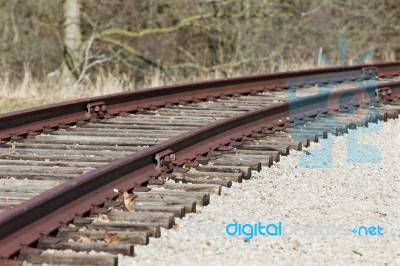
[0,62,400,265]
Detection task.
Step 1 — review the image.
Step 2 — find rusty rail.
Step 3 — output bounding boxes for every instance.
[0,77,399,259]
[1,61,400,142]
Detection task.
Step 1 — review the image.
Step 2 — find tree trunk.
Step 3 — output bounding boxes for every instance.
[63,0,81,78]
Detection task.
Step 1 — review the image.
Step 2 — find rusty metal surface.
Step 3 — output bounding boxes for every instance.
[1,62,400,141]
[0,78,399,258]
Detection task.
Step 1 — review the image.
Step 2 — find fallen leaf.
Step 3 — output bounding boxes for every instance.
[98,214,109,221]
[105,232,120,244]
[77,236,91,243]
[122,191,135,212]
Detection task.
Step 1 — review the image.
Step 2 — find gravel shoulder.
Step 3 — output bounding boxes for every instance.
[119,119,400,266]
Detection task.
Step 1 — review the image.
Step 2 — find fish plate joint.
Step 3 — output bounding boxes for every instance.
[86,101,108,118]
[361,67,377,79]
[376,87,393,102]
[155,149,177,174]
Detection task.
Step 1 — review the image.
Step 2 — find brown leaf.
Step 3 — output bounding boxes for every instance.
[122,191,135,211]
[77,236,91,243]
[98,214,109,221]
[105,232,120,244]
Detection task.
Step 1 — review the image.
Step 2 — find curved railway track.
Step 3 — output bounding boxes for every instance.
[0,62,400,265]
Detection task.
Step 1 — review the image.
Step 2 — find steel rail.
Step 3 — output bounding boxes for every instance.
[1,61,400,142]
[0,79,399,259]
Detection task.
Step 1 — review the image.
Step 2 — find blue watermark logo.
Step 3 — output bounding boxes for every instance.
[287,39,382,168]
[225,221,282,241]
[187,218,384,240]
[352,225,384,236]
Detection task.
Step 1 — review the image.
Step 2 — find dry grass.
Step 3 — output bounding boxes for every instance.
[0,55,382,114]
[0,66,138,113]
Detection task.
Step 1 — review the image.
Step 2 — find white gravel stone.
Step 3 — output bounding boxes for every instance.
[119,119,400,266]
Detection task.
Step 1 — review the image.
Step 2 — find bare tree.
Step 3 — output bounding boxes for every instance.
[0,0,399,83]
[63,0,82,78]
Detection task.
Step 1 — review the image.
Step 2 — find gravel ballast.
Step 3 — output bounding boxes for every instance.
[120,119,400,266]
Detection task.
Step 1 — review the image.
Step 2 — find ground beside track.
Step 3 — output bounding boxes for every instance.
[118,119,400,266]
